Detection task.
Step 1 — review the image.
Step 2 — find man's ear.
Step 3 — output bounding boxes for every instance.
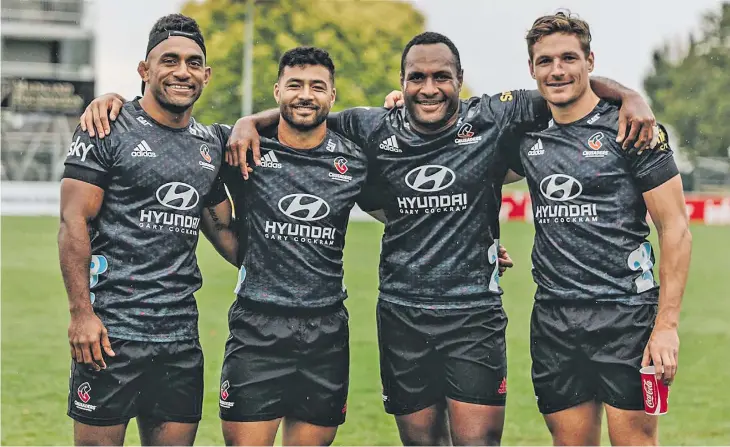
[137,61,149,83]
[587,51,595,73]
[274,83,281,104]
[203,66,212,87]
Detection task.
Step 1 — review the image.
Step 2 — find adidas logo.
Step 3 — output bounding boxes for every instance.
[261,151,282,169]
[498,377,507,395]
[131,140,157,157]
[527,139,544,156]
[379,135,402,153]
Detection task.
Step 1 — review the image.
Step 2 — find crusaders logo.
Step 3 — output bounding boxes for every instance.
[220,380,230,401]
[200,144,212,163]
[334,157,348,175]
[77,382,91,403]
[587,132,604,150]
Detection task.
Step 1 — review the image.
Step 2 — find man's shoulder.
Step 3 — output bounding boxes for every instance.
[342,106,390,132]
[325,129,365,156]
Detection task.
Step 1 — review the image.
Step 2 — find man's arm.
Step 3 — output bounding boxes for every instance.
[58,178,115,371]
[226,109,280,175]
[226,108,366,179]
[201,199,238,267]
[365,209,387,224]
[590,77,657,150]
[503,170,524,185]
[80,93,126,138]
[641,175,692,385]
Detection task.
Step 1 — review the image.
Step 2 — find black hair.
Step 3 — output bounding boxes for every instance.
[142,14,205,94]
[277,47,336,83]
[400,31,462,75]
[148,13,204,44]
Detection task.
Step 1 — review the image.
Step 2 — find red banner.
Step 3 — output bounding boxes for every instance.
[501,193,730,225]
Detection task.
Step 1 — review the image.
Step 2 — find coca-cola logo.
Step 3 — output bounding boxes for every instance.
[644,380,655,408]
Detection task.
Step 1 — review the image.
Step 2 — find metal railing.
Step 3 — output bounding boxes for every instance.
[1,61,94,81]
[1,0,84,25]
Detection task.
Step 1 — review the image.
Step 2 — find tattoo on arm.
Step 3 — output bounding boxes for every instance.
[208,207,227,231]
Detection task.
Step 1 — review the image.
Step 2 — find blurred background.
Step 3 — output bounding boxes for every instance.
[1,1,729,445]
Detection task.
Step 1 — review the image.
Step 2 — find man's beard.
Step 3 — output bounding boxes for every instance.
[151,84,199,115]
[404,96,459,133]
[281,103,328,131]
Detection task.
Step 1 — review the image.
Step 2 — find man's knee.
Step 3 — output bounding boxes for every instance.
[606,409,658,446]
[73,421,127,446]
[395,409,450,446]
[451,426,503,446]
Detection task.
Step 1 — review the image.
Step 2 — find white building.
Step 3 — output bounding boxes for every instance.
[1,0,96,182]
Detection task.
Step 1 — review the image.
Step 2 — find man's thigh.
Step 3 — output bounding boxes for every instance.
[67,338,147,427]
[440,304,508,407]
[377,300,443,416]
[219,306,296,422]
[531,302,598,415]
[140,339,205,424]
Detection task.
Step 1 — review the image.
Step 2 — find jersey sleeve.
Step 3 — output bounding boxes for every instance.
[354,149,384,212]
[356,173,384,212]
[328,107,387,148]
[62,125,117,189]
[203,174,229,207]
[627,124,679,192]
[212,123,233,148]
[482,90,550,133]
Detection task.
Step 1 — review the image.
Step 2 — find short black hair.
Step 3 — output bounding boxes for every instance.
[149,13,204,44]
[277,47,336,83]
[400,32,462,75]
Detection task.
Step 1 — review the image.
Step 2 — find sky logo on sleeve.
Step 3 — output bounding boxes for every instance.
[68,136,94,162]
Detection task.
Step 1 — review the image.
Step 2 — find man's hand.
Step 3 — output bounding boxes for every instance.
[79,93,125,138]
[226,117,261,180]
[68,309,115,371]
[384,90,404,109]
[498,244,514,276]
[642,326,679,385]
[616,92,657,151]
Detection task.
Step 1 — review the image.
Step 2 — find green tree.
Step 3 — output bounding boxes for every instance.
[644,2,730,158]
[182,0,468,125]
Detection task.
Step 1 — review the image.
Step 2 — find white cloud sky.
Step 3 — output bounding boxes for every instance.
[94,0,722,105]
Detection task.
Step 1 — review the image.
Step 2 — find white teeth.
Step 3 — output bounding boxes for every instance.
[169,85,191,90]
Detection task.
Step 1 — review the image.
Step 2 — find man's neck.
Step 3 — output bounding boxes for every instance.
[277,120,326,150]
[139,94,192,129]
[549,89,601,124]
[408,110,459,136]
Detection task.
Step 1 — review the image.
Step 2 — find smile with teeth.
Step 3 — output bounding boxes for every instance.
[168,84,193,91]
[547,81,573,87]
[418,100,444,110]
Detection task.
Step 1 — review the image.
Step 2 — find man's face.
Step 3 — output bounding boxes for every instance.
[275,64,335,131]
[529,32,593,107]
[401,43,462,133]
[139,36,211,113]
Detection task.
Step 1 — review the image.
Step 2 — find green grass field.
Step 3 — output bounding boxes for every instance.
[2,217,729,445]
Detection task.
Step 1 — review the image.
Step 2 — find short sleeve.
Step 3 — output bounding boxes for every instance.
[62,125,116,188]
[204,174,229,207]
[628,124,679,192]
[212,123,233,149]
[356,175,384,212]
[328,107,387,148]
[482,90,550,133]
[354,150,384,212]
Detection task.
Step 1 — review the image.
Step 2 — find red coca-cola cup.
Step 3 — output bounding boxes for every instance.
[640,366,669,415]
